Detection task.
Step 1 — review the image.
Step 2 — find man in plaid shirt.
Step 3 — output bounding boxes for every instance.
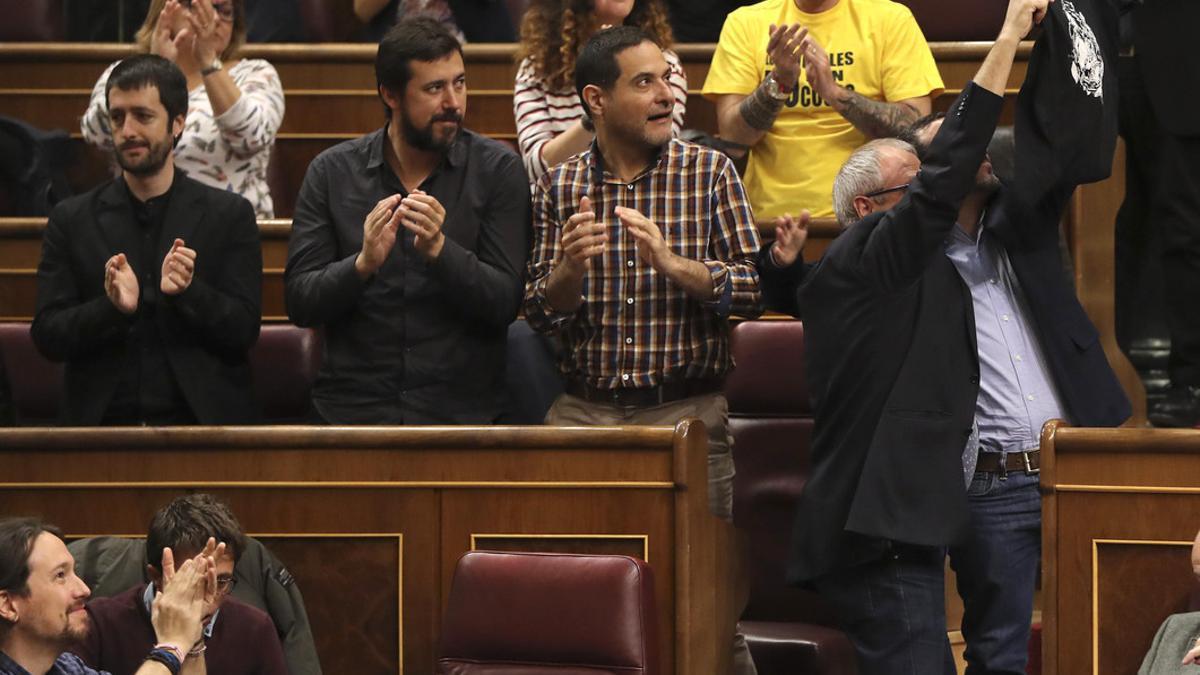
[522,25,763,675]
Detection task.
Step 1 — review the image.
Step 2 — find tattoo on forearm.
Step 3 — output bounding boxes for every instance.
[836,89,921,139]
[739,81,786,132]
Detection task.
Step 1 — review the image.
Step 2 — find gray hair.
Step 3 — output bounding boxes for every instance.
[832,138,916,226]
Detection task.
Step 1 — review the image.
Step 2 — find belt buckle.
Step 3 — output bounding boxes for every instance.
[1022,451,1039,475]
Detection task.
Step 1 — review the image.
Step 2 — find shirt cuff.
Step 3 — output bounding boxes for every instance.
[528,269,576,327]
[702,260,732,316]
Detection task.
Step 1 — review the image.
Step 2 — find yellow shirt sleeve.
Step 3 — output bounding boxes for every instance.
[702,10,762,98]
[878,5,944,102]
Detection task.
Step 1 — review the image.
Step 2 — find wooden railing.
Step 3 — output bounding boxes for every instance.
[0,422,735,675]
[1040,422,1200,675]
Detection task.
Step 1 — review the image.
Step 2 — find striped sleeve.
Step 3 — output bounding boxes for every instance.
[664,49,688,138]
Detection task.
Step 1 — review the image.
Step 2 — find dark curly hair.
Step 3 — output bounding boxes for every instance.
[516,0,674,91]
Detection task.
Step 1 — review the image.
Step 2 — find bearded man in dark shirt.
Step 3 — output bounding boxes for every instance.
[285,16,531,424]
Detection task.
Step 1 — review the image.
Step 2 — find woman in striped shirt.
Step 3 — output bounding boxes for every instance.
[513,0,687,183]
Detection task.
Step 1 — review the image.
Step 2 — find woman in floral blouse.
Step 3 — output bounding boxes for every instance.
[82,0,285,218]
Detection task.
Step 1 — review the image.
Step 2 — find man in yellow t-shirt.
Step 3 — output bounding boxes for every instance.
[702,0,944,220]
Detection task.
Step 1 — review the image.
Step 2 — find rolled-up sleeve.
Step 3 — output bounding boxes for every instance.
[704,157,763,318]
[521,174,575,332]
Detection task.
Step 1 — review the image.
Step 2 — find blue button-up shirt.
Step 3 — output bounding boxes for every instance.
[945,220,1068,463]
[0,650,104,675]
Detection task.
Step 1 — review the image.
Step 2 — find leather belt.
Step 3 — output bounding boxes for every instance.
[975,449,1040,477]
[564,377,723,408]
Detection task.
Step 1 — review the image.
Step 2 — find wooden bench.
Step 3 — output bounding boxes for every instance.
[0,423,734,675]
[0,42,1029,216]
[1041,422,1200,675]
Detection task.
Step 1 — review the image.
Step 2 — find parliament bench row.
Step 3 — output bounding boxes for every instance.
[0,317,863,675]
[1,0,1014,43]
[0,41,1029,218]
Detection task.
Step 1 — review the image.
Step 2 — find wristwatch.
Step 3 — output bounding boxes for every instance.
[201,58,223,76]
[764,71,792,101]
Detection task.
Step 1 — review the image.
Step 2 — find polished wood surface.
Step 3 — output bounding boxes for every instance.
[0,41,1027,217]
[1040,422,1200,675]
[0,422,733,675]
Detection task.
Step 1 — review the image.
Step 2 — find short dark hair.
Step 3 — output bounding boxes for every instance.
[106,54,189,123]
[376,16,464,116]
[146,494,246,572]
[0,518,63,630]
[574,25,654,119]
[900,111,946,158]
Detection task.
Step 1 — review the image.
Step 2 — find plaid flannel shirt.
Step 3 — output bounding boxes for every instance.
[523,139,763,390]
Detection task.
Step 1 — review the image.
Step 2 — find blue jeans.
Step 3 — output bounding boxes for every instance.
[813,467,1040,675]
[949,468,1042,675]
[813,542,957,675]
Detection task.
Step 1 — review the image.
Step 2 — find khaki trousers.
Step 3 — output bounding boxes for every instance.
[546,392,757,675]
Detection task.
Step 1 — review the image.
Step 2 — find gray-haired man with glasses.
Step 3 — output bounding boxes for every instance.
[756,0,1129,671]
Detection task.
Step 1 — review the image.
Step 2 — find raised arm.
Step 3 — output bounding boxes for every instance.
[854,0,1049,289]
[712,24,807,155]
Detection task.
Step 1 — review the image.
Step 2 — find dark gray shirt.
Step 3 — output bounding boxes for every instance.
[284,127,531,424]
[0,651,103,675]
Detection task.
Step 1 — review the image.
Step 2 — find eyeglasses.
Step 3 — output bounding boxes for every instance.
[215,574,237,595]
[211,2,235,21]
[863,183,910,199]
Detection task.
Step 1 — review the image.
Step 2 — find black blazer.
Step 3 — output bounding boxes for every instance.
[32,172,262,425]
[759,83,1130,583]
[1134,0,1200,136]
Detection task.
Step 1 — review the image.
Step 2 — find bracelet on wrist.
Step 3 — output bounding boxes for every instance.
[145,648,182,675]
[153,643,185,664]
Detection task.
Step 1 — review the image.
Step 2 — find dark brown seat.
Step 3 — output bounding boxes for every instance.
[297,0,362,41]
[0,321,320,425]
[897,0,1007,41]
[726,319,858,675]
[0,0,65,41]
[0,321,62,425]
[437,550,659,675]
[251,324,322,423]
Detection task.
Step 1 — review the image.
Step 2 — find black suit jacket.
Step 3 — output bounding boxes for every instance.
[32,172,262,425]
[759,83,1130,583]
[1134,0,1200,136]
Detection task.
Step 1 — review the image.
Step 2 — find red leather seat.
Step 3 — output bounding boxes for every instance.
[0,0,65,41]
[251,324,322,423]
[0,321,62,425]
[0,321,320,425]
[896,0,1007,41]
[438,551,659,675]
[726,319,858,675]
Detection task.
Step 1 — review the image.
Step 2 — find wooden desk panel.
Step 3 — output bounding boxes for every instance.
[1041,424,1200,675]
[0,423,727,675]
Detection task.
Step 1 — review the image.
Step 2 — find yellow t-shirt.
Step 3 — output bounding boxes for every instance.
[702,0,944,219]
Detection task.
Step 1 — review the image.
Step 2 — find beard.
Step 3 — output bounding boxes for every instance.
[400,109,462,153]
[607,109,673,152]
[114,134,173,177]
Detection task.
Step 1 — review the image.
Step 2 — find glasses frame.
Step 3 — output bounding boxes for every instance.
[215,574,238,595]
[863,183,910,200]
